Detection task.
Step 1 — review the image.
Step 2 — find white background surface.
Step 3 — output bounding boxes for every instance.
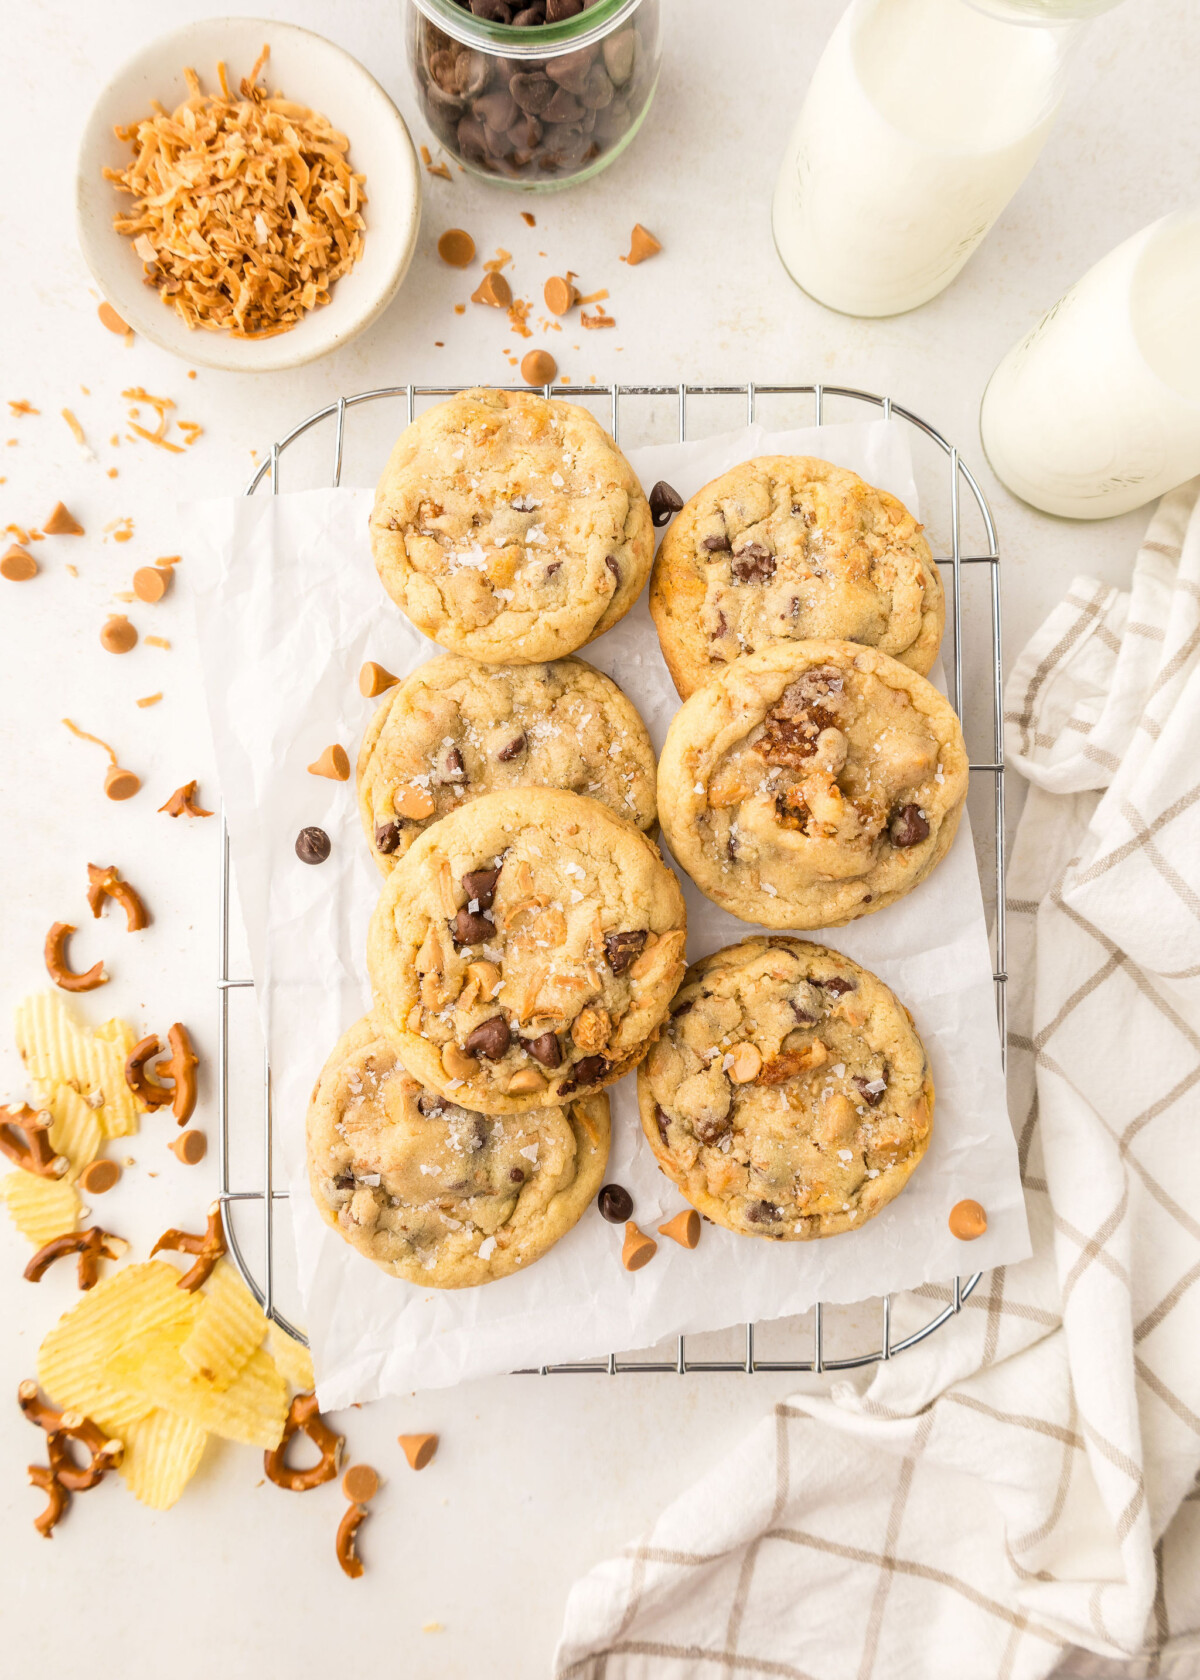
[1,1,1196,1675]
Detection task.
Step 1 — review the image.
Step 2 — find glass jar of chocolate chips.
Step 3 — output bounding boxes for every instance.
[407,0,661,189]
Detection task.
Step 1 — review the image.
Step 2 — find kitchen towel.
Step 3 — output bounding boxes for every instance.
[555,480,1200,1679]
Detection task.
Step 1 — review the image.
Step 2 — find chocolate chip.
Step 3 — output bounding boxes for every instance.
[702,532,730,553]
[296,826,331,864]
[445,746,466,780]
[604,929,648,973]
[509,71,555,113]
[545,560,562,579]
[375,821,403,855]
[889,803,930,848]
[462,866,501,907]
[579,64,614,109]
[508,112,544,151]
[546,0,583,17]
[474,88,519,130]
[731,543,776,584]
[523,1030,562,1069]
[853,1075,887,1108]
[790,997,819,1023]
[333,1172,355,1191]
[597,1183,633,1222]
[604,554,620,586]
[512,2,546,20]
[654,1104,670,1145]
[746,1199,783,1224]
[465,1015,511,1060]
[451,907,495,946]
[649,480,684,527]
[561,1054,606,1093]
[546,46,594,94]
[416,1095,445,1117]
[542,86,585,123]
[818,976,856,996]
[497,732,526,762]
[509,1166,526,1182]
[694,1115,730,1145]
[670,998,694,1018]
[456,113,491,163]
[471,0,512,17]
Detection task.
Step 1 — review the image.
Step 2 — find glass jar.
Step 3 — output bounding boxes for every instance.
[407,0,661,190]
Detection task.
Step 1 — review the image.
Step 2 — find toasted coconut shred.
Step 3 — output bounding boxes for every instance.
[103,47,367,338]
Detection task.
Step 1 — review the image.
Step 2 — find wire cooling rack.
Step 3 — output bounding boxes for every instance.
[220,381,1004,1373]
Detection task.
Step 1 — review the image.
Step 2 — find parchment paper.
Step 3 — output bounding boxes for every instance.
[189,418,1030,1405]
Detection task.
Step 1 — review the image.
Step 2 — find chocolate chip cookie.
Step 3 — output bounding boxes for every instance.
[369,389,654,664]
[638,938,933,1240]
[657,640,969,929]
[649,457,944,698]
[307,1015,609,1286]
[366,788,687,1113]
[358,655,657,872]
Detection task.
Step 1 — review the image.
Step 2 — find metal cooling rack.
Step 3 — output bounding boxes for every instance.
[220,381,1004,1372]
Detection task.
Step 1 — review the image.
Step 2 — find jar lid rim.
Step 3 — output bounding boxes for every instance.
[410,0,645,59]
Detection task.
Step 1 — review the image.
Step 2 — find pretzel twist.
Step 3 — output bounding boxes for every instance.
[0,1104,69,1179]
[150,1201,225,1290]
[264,1391,344,1492]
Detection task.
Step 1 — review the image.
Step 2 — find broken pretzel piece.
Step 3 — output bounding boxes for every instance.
[86,863,149,931]
[24,1227,127,1291]
[19,1380,123,1535]
[0,1104,69,1179]
[336,1502,368,1578]
[28,1463,69,1538]
[151,1200,225,1290]
[123,1023,198,1123]
[159,780,213,818]
[265,1391,344,1492]
[44,922,107,993]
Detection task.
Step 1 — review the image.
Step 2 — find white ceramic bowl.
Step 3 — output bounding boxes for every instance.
[76,18,422,372]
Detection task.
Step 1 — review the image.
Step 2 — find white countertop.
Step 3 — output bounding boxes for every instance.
[2,1,1196,1674]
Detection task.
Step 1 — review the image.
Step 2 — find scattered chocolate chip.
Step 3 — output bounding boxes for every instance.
[296,826,331,865]
[597,1183,633,1223]
[731,544,776,584]
[853,1075,887,1108]
[497,733,526,762]
[746,1200,782,1224]
[465,1015,511,1060]
[889,804,930,848]
[702,531,731,553]
[818,976,856,996]
[509,1166,526,1182]
[375,821,403,855]
[561,1054,606,1093]
[333,1172,355,1191]
[523,1031,562,1069]
[604,554,620,586]
[649,480,684,527]
[654,1104,670,1145]
[416,1095,445,1117]
[452,907,495,945]
[445,747,466,780]
[604,929,648,973]
[462,866,501,907]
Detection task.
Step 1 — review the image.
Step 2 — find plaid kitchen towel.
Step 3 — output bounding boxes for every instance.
[555,481,1200,1680]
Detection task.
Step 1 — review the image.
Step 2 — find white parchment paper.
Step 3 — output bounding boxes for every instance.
[189,418,1030,1405]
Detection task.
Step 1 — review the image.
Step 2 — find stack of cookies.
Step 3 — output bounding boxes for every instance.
[307,390,969,1287]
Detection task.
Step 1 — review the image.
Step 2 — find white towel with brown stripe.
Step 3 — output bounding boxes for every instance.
[555,480,1200,1680]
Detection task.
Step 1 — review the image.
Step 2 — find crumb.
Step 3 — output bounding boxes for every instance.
[577,288,609,305]
[80,385,90,395]
[66,564,79,576]
[136,693,163,708]
[421,144,431,165]
[520,212,535,227]
[581,307,616,329]
[187,370,197,379]
[507,298,533,339]
[434,341,444,347]
[8,400,38,416]
[454,304,465,315]
[483,249,512,273]
[422,1623,444,1634]
[427,162,452,181]
[145,636,171,650]
[107,468,118,478]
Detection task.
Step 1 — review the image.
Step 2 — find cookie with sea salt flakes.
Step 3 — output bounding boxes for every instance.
[656,639,968,929]
[307,1015,609,1287]
[357,655,657,872]
[649,456,944,698]
[366,788,687,1115]
[638,937,933,1240]
[369,388,654,664]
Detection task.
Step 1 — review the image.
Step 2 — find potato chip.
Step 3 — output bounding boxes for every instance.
[38,1260,194,1437]
[14,993,141,1138]
[179,1261,268,1391]
[43,1084,103,1178]
[119,1408,208,1509]
[0,1168,79,1246]
[268,1323,314,1393]
[108,1332,287,1448]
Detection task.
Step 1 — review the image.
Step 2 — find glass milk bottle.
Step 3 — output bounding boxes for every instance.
[980,210,1200,519]
[772,0,1121,318]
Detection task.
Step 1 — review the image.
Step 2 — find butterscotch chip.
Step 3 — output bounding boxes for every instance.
[1,544,37,581]
[520,349,557,386]
[133,565,171,603]
[45,501,84,536]
[621,1221,656,1271]
[169,1130,207,1165]
[543,276,578,316]
[104,765,141,801]
[949,1198,987,1240]
[437,229,475,268]
[625,223,662,265]
[98,302,131,336]
[342,1464,380,1503]
[658,1209,701,1249]
[79,1159,121,1194]
[398,1432,437,1471]
[308,744,350,781]
[359,661,399,698]
[101,615,138,655]
[472,271,512,308]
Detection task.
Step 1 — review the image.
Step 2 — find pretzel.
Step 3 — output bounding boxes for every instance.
[124,1023,198,1122]
[150,1201,226,1290]
[28,1463,69,1537]
[44,922,107,993]
[0,1104,69,1179]
[24,1227,126,1291]
[336,1502,367,1578]
[86,863,149,932]
[264,1391,344,1492]
[158,780,213,818]
[125,1035,175,1109]
[19,1381,123,1492]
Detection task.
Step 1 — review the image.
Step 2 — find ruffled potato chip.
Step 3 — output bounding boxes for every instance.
[267,1323,314,1393]
[0,1168,79,1246]
[180,1261,269,1391]
[43,1084,103,1179]
[14,993,141,1138]
[108,1332,287,1449]
[119,1408,208,1509]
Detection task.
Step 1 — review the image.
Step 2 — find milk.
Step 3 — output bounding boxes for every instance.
[771,0,1073,317]
[980,211,1200,519]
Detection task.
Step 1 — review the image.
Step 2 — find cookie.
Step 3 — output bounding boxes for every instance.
[649,457,944,698]
[657,640,969,929]
[638,938,933,1240]
[358,655,657,872]
[307,1016,609,1287]
[369,388,654,664]
[366,788,687,1114]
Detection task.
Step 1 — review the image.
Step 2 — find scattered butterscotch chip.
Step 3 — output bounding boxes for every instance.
[453,303,466,315]
[437,229,475,268]
[625,223,662,265]
[308,744,350,781]
[658,1210,701,1250]
[581,307,616,330]
[342,1464,380,1503]
[105,766,141,801]
[621,1221,657,1272]
[100,615,138,655]
[136,693,163,709]
[949,1199,988,1240]
[1,544,37,581]
[144,636,171,650]
[79,1159,121,1195]
[398,1432,437,1471]
[168,1130,207,1165]
[44,501,84,536]
[543,276,578,316]
[133,565,172,603]
[521,349,558,387]
[359,661,399,698]
[159,780,213,818]
[97,301,132,336]
[472,271,512,309]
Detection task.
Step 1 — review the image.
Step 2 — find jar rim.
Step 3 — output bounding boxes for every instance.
[409,0,645,59]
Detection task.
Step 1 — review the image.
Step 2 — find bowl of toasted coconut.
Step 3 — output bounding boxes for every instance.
[77,18,422,371]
